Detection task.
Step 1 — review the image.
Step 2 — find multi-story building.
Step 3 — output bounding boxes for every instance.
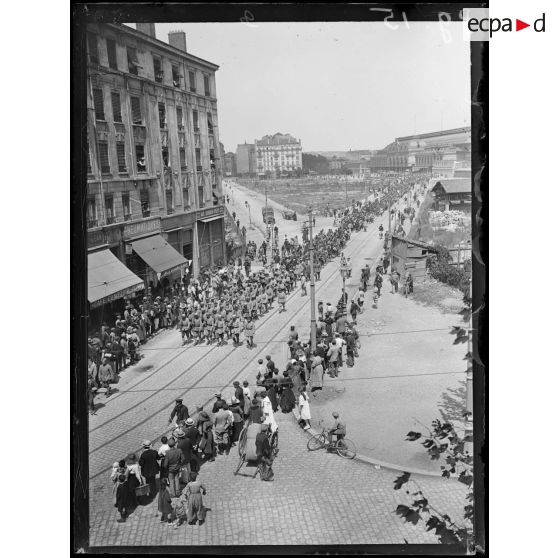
[236,142,256,176]
[86,22,225,317]
[255,133,302,178]
[224,152,237,177]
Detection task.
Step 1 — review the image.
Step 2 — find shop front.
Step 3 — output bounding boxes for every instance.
[196,205,225,273]
[87,247,144,331]
[128,234,189,298]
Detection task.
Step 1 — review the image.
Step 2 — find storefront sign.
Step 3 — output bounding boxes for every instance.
[197,206,224,220]
[123,218,160,239]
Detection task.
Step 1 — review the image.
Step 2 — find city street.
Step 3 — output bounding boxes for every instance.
[88,184,468,546]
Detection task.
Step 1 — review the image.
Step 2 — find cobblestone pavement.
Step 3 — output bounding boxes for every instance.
[89,185,468,547]
[90,411,467,546]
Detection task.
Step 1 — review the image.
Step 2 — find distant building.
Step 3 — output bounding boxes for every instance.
[236,142,256,176]
[391,236,437,282]
[345,149,373,162]
[431,178,472,211]
[224,152,237,176]
[343,161,371,179]
[255,132,302,178]
[329,156,348,171]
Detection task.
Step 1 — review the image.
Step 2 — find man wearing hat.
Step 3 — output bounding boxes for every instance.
[184,417,201,447]
[265,355,275,374]
[327,411,347,447]
[168,398,189,425]
[233,381,245,409]
[163,438,184,497]
[174,428,194,480]
[139,440,159,498]
[211,393,228,413]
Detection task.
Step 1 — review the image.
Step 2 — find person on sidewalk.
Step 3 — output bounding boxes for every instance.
[168,399,189,426]
[327,411,347,447]
[114,474,129,522]
[182,472,208,525]
[98,357,115,398]
[298,387,312,429]
[163,438,184,497]
[390,269,401,294]
[158,477,173,524]
[255,423,275,481]
[139,440,159,498]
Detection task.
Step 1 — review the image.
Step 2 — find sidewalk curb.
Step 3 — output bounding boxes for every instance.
[291,408,440,478]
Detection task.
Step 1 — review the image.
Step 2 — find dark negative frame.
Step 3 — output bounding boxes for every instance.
[72,2,488,554]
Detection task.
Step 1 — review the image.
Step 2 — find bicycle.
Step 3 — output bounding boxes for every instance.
[306,426,357,459]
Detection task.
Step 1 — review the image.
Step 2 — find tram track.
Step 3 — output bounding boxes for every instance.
[88,219,378,479]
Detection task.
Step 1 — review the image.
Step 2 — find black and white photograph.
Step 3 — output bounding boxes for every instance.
[72,3,487,553]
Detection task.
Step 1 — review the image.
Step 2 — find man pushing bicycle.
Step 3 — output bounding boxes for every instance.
[327,411,346,447]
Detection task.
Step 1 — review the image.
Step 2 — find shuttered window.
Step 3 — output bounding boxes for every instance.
[180,148,187,169]
[111,92,122,122]
[122,192,131,217]
[176,106,183,130]
[131,96,142,124]
[195,148,201,170]
[204,75,210,96]
[140,189,150,217]
[93,88,105,120]
[106,38,117,69]
[88,33,99,64]
[193,110,199,131]
[127,46,138,75]
[183,187,189,207]
[116,142,127,172]
[153,57,163,83]
[189,70,196,92]
[158,102,166,128]
[166,190,174,215]
[98,141,110,173]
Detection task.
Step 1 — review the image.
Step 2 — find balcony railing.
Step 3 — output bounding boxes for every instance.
[167,208,175,215]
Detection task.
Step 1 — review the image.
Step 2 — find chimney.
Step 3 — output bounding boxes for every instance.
[168,30,187,52]
[136,23,156,38]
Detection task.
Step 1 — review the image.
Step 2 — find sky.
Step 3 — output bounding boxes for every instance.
[127,22,471,152]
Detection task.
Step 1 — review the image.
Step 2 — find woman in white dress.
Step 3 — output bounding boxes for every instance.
[298,387,311,429]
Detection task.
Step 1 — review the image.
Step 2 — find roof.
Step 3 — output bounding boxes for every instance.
[396,127,471,142]
[256,133,300,146]
[432,178,471,194]
[391,236,437,251]
[104,23,219,71]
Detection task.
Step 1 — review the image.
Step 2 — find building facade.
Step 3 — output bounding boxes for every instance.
[236,142,256,176]
[86,21,226,304]
[255,133,302,178]
[223,152,237,176]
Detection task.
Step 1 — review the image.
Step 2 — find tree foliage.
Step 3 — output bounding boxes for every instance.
[426,244,471,295]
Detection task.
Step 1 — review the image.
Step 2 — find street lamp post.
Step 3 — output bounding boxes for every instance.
[308,207,317,352]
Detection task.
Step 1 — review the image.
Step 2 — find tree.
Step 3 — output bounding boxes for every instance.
[393,293,477,552]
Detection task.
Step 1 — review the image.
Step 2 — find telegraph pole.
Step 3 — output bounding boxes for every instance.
[308,206,317,352]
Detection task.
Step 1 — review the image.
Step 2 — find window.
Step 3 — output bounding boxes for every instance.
[87,33,99,64]
[87,149,92,174]
[153,56,163,83]
[135,144,146,172]
[131,96,142,124]
[182,187,189,207]
[158,102,166,129]
[193,110,199,132]
[189,70,196,92]
[122,192,131,219]
[176,106,183,130]
[204,75,210,96]
[106,38,117,69]
[104,195,114,224]
[162,146,170,168]
[127,46,139,75]
[92,88,105,120]
[116,142,127,172]
[87,197,97,227]
[166,190,174,215]
[207,113,213,135]
[180,147,187,169]
[111,92,122,122]
[98,141,110,173]
[198,185,205,208]
[195,148,201,171]
[140,189,150,217]
[209,149,215,169]
[172,65,181,87]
